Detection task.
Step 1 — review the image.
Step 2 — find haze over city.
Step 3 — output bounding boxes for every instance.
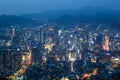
[0,0,120,15]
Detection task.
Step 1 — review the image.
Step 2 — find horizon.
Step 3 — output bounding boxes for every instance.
[0,0,120,15]
[0,7,119,16]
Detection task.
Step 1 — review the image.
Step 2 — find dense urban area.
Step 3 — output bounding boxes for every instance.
[0,8,120,80]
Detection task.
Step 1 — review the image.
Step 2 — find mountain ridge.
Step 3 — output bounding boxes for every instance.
[0,7,120,29]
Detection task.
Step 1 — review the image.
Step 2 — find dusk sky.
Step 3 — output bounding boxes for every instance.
[0,0,120,15]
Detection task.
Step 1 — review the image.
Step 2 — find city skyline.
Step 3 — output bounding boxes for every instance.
[0,1,120,79]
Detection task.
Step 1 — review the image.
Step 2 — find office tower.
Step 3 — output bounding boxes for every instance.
[102,31,109,51]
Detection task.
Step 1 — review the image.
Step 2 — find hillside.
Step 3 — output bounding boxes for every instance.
[0,15,36,27]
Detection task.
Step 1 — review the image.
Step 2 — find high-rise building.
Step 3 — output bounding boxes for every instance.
[102,31,109,51]
[0,46,22,77]
[32,46,40,65]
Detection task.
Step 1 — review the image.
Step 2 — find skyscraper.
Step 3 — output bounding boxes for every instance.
[102,31,109,51]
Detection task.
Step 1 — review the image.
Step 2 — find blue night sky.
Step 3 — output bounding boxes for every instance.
[0,0,120,15]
